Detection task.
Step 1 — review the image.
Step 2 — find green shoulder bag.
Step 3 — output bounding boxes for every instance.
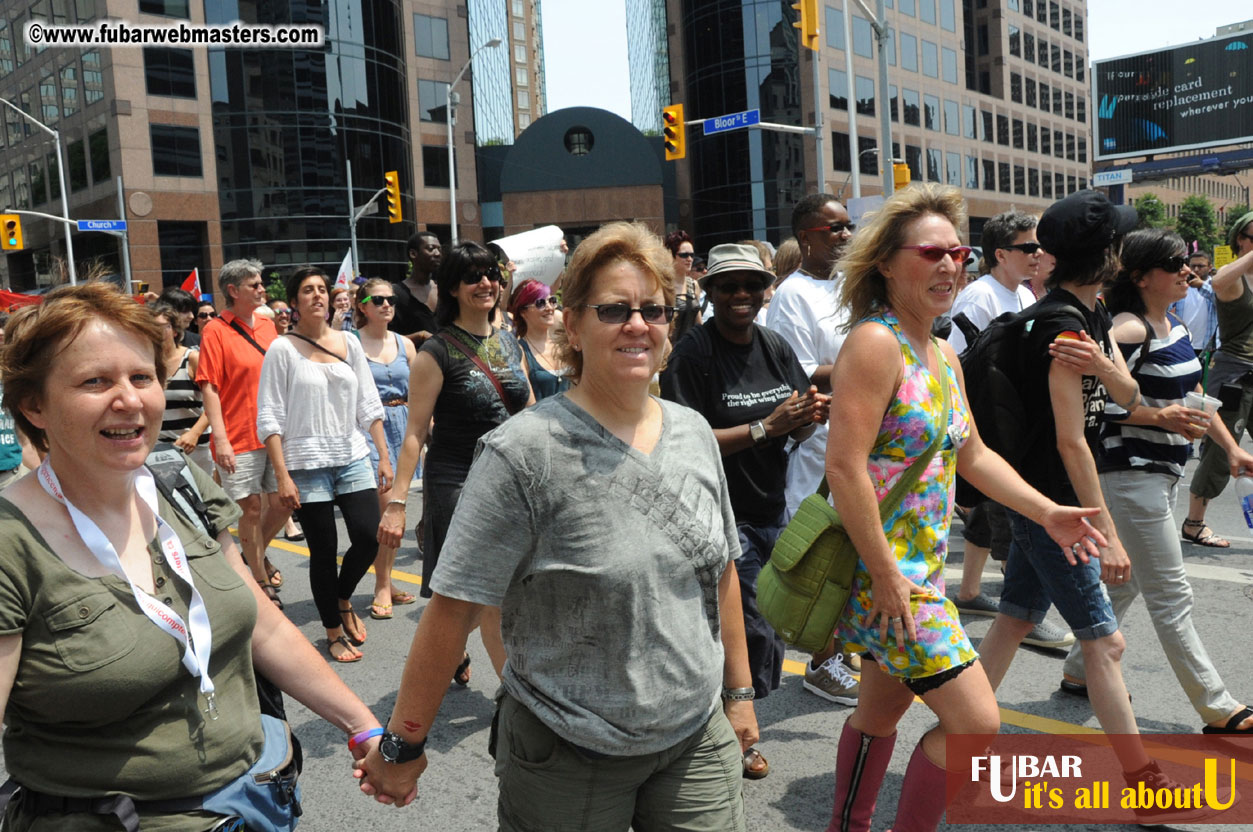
[758,355,952,653]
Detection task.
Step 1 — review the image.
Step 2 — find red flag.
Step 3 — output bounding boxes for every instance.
[181,267,201,298]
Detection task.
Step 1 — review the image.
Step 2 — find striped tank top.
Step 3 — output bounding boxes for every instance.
[160,349,211,445]
[1098,314,1200,479]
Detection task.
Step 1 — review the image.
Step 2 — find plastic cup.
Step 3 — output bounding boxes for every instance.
[1184,392,1221,416]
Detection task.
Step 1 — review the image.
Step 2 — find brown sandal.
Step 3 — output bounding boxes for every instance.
[257,580,283,610]
[327,635,362,663]
[339,607,367,645]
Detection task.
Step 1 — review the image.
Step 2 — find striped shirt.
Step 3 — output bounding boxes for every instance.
[159,349,211,445]
[1098,315,1201,479]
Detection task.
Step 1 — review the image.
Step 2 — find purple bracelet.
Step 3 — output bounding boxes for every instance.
[348,726,385,751]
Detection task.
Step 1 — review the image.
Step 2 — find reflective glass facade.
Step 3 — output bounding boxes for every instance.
[678,0,806,244]
[627,0,670,133]
[205,0,412,274]
[468,0,515,144]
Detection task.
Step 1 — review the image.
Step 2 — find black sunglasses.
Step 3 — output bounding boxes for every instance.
[582,303,676,325]
[802,222,856,234]
[713,280,769,295]
[1002,242,1042,255]
[1157,255,1188,273]
[460,268,504,285]
[675,252,695,259]
[361,295,396,306]
[196,311,217,319]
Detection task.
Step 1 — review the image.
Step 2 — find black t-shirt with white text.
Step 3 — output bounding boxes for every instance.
[661,321,812,525]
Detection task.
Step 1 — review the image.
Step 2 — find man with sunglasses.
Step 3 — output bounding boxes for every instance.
[1169,250,1218,355]
[765,193,861,704]
[391,231,442,345]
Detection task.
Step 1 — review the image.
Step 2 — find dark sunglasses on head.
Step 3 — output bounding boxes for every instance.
[1002,242,1042,255]
[530,296,560,310]
[460,268,504,285]
[361,295,396,306]
[802,222,856,235]
[196,311,217,319]
[582,302,676,325]
[714,279,769,295]
[675,252,695,259]
[1157,255,1188,273]
[901,244,974,264]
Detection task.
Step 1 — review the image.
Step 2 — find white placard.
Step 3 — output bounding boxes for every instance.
[492,225,566,288]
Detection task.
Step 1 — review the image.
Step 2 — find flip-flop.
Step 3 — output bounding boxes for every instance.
[327,635,362,663]
[1202,706,1253,734]
[391,590,417,605]
[370,602,393,620]
[453,652,471,686]
[743,747,770,780]
[339,608,367,645]
[264,558,284,587]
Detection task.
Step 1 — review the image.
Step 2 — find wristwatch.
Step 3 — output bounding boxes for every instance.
[749,420,768,445]
[379,731,427,764]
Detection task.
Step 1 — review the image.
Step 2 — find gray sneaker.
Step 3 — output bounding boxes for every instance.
[803,654,860,705]
[1022,619,1076,649]
[951,592,999,617]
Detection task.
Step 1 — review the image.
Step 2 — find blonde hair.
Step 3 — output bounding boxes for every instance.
[838,183,967,328]
[553,222,675,383]
[353,278,392,328]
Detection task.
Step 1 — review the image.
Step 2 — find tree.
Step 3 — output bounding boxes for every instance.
[1176,194,1222,253]
[1133,192,1170,229]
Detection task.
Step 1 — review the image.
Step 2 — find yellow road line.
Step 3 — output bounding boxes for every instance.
[247,532,426,587]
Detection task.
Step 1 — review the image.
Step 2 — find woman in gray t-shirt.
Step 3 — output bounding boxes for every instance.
[358,223,757,830]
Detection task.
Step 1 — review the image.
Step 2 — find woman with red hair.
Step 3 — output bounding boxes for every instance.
[508,279,569,400]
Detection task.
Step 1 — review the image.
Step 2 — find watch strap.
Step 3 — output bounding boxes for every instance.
[381,731,427,763]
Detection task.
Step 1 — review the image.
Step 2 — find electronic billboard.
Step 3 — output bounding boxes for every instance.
[1093,32,1253,161]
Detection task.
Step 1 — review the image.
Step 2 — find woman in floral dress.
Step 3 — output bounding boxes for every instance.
[822,183,1107,832]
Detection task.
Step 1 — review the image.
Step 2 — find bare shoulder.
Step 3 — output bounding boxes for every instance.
[1109,311,1148,345]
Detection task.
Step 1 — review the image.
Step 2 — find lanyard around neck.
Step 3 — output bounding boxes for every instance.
[37,459,218,719]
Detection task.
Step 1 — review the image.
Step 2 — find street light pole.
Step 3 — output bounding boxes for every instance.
[0,97,76,284]
[447,37,502,246]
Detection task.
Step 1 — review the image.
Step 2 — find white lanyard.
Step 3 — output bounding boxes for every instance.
[37,459,218,719]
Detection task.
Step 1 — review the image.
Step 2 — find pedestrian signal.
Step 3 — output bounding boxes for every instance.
[663,104,685,161]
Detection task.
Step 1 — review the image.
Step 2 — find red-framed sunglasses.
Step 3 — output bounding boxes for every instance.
[900,244,974,265]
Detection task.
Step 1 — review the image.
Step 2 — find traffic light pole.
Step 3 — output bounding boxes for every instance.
[0,98,76,284]
[849,0,896,197]
[345,159,386,279]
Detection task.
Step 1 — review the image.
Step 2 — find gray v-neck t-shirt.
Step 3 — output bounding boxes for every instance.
[430,394,741,756]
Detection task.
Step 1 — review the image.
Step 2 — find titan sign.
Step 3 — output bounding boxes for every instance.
[1093,32,1253,161]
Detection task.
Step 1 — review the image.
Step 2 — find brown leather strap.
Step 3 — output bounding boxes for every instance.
[438,329,520,415]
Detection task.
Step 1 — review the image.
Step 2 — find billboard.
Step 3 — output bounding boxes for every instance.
[1093,32,1253,161]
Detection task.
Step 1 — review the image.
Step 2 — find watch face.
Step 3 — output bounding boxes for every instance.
[380,737,400,761]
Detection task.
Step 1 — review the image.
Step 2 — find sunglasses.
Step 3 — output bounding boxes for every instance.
[676,252,696,259]
[529,296,560,310]
[271,308,290,315]
[582,303,676,325]
[1002,242,1042,255]
[1157,255,1188,273]
[900,244,974,264]
[714,280,769,295]
[802,222,857,235]
[361,295,396,306]
[196,311,217,319]
[461,268,504,285]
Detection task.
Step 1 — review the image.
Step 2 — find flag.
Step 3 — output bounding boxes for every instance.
[334,251,354,292]
[181,267,201,299]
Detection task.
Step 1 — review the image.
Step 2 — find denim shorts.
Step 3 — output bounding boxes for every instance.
[999,508,1118,641]
[288,455,376,504]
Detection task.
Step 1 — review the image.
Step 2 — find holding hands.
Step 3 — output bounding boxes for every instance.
[354,746,423,807]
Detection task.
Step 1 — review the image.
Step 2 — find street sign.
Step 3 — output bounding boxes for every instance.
[703,109,761,136]
[1092,169,1132,187]
[77,219,127,232]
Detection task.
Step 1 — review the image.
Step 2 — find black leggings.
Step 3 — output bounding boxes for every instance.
[297,489,380,630]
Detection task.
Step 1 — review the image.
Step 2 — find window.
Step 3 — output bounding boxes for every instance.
[1037,37,1049,68]
[514,44,526,63]
[1052,86,1061,113]
[39,71,59,124]
[859,136,878,175]
[940,0,956,31]
[1024,0,1034,16]
[1014,164,1025,195]
[512,0,524,15]
[82,51,103,105]
[829,68,849,111]
[1024,31,1035,62]
[983,158,995,191]
[903,88,921,125]
[963,104,976,138]
[1076,55,1085,82]
[1010,72,1022,103]
[150,125,201,176]
[45,152,58,195]
[1054,128,1064,158]
[1042,170,1053,198]
[1075,16,1084,41]
[980,110,993,142]
[1013,118,1024,149]
[921,40,938,77]
[1066,133,1076,161]
[853,17,873,57]
[890,85,899,120]
[928,149,941,181]
[139,0,188,16]
[906,145,922,181]
[977,24,989,55]
[1026,77,1037,108]
[831,131,852,171]
[887,27,897,65]
[1027,122,1038,152]
[518,112,530,129]
[68,137,88,190]
[825,7,845,50]
[1062,7,1072,36]
[924,94,939,130]
[422,145,452,188]
[1063,50,1073,78]
[60,65,78,116]
[941,47,957,83]
[919,0,935,25]
[1041,127,1050,155]
[1039,82,1050,112]
[1049,1,1060,30]
[1037,0,1048,23]
[144,47,195,97]
[413,14,449,60]
[1067,174,1077,194]
[1008,0,1020,9]
[418,79,448,122]
[900,32,918,71]
[966,155,979,188]
[1051,43,1061,73]
[1029,167,1040,196]
[1078,137,1087,163]
[1076,99,1085,123]
[29,160,46,204]
[1009,25,1021,57]
[516,66,528,87]
[856,75,875,116]
[517,89,530,110]
[944,99,959,135]
[563,127,593,155]
[901,0,915,15]
[512,21,525,41]
[997,113,1009,145]
[1064,91,1074,120]
[999,161,1011,193]
[946,151,961,185]
[89,126,109,183]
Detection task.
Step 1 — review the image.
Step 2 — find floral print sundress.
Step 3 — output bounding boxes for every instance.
[836,309,978,680]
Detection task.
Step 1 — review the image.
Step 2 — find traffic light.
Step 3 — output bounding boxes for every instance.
[893,162,911,189]
[0,215,22,251]
[384,170,402,224]
[662,104,685,161]
[792,0,819,51]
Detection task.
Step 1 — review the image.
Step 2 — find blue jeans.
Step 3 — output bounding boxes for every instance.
[737,517,786,699]
[999,509,1118,641]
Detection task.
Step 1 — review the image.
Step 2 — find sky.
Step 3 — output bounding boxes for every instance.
[539,1,1248,120]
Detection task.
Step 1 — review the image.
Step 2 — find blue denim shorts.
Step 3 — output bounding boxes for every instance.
[999,508,1118,641]
[288,455,376,504]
